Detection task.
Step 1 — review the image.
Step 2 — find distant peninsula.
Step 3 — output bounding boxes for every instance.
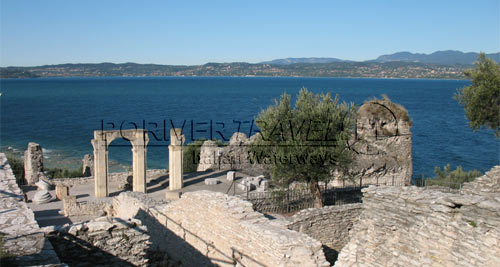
[1,50,498,79]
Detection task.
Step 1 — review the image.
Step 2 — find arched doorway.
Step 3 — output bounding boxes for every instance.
[91,129,149,197]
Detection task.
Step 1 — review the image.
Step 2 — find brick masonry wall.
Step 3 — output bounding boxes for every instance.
[287,204,363,264]
[335,166,500,267]
[113,191,330,266]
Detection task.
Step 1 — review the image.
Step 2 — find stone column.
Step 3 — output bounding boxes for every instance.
[92,138,108,198]
[131,134,148,193]
[24,142,44,185]
[169,128,184,191]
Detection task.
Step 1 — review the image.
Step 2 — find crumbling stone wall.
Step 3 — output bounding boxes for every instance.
[287,203,363,264]
[113,191,329,266]
[46,216,168,266]
[0,153,61,266]
[335,166,500,267]
[332,98,412,187]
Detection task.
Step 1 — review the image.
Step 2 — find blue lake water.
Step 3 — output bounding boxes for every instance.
[0,77,498,176]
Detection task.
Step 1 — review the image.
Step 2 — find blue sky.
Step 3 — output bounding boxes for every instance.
[1,0,498,66]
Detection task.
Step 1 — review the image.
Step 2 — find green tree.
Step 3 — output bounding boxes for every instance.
[454,53,500,137]
[250,88,356,207]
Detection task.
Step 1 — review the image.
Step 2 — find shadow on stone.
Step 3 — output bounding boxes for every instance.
[323,245,339,265]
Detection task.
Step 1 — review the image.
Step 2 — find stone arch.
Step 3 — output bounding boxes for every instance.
[91,129,149,197]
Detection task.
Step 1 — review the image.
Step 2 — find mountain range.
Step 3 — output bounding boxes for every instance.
[260,50,500,65]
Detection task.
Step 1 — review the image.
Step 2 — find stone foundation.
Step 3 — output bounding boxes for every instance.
[335,166,500,267]
[287,203,363,264]
[113,191,329,266]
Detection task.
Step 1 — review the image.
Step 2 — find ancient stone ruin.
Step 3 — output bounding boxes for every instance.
[24,142,44,185]
[168,128,184,191]
[81,154,94,177]
[91,129,149,197]
[334,96,413,187]
[195,97,412,187]
[335,166,500,267]
[2,149,500,266]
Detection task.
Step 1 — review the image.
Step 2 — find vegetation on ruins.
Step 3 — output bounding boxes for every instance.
[454,52,500,137]
[358,95,411,123]
[45,167,83,179]
[5,153,24,185]
[250,88,356,208]
[424,164,482,189]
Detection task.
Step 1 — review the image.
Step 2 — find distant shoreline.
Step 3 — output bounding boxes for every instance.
[0,75,469,81]
[0,61,470,80]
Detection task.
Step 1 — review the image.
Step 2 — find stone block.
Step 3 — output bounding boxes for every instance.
[55,184,69,200]
[227,171,235,181]
[205,178,219,185]
[165,190,182,200]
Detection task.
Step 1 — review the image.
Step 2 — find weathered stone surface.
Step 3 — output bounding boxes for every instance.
[92,129,149,198]
[287,204,363,264]
[114,191,329,266]
[55,184,69,200]
[0,153,62,266]
[24,142,44,185]
[169,128,184,191]
[204,178,218,185]
[462,165,500,195]
[227,170,235,181]
[49,216,168,266]
[35,177,51,190]
[335,167,500,267]
[82,153,94,176]
[32,189,54,204]
[196,140,219,172]
[62,195,111,217]
[332,99,412,187]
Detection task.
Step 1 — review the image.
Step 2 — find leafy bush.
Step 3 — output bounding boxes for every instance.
[45,167,83,178]
[425,164,482,189]
[5,153,24,185]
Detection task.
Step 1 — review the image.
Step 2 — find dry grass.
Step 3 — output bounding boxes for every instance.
[357,95,410,122]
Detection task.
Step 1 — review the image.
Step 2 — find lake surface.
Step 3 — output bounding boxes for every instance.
[1,77,498,177]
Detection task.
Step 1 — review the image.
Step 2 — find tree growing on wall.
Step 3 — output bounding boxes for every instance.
[454,52,500,137]
[250,88,356,207]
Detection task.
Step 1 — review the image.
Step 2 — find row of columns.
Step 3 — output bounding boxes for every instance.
[92,128,184,198]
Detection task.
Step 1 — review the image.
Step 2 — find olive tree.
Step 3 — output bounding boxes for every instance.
[454,53,500,137]
[250,88,356,207]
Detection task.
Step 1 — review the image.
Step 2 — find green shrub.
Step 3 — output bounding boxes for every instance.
[5,153,24,185]
[425,164,482,189]
[45,166,83,178]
